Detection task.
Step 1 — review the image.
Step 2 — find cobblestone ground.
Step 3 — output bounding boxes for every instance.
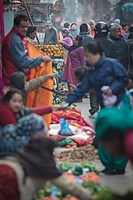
[76,98,133,194]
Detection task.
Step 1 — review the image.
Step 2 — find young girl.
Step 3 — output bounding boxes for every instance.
[0,89,59,126]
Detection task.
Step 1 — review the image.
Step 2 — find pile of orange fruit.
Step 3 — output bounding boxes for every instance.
[41,44,63,57]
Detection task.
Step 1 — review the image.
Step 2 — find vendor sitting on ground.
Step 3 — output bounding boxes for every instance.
[0,114,93,200]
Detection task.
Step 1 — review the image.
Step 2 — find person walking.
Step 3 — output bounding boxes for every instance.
[126,25,133,81]
[79,23,93,47]
[62,35,86,92]
[109,23,128,69]
[88,20,96,36]
[43,21,58,45]
[69,23,79,38]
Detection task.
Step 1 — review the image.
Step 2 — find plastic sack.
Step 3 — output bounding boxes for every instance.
[58,118,73,136]
[101,86,117,107]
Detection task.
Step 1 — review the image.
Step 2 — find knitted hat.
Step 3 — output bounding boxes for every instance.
[17,114,48,136]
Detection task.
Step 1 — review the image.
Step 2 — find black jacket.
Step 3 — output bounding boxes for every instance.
[109,34,128,69]
[126,38,133,80]
[80,32,93,47]
[95,36,116,58]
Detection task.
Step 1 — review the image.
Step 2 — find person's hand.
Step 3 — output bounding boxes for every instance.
[58,40,63,44]
[42,55,52,62]
[104,88,113,96]
[60,101,69,110]
[46,73,60,80]
[52,105,62,111]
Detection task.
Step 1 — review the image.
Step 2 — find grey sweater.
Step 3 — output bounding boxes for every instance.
[44,27,58,45]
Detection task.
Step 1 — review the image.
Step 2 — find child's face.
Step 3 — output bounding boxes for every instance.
[85,50,100,65]
[8,93,23,113]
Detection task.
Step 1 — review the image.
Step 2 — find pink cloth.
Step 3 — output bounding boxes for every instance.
[62,36,73,47]
[62,46,86,85]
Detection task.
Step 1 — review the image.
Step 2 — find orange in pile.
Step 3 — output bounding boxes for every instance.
[64,172,78,183]
[80,172,100,184]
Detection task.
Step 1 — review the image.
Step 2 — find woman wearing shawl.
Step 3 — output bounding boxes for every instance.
[62,35,86,92]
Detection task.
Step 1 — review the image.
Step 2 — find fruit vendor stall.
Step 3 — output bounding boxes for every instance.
[40,44,64,58]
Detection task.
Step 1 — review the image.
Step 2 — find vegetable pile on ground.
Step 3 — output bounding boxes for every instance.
[36,162,133,200]
[36,162,103,200]
[54,144,98,162]
[52,83,69,105]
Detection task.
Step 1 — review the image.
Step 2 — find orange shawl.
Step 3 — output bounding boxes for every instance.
[26,41,53,126]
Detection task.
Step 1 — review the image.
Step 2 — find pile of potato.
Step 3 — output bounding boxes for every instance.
[41,44,63,57]
[54,145,98,163]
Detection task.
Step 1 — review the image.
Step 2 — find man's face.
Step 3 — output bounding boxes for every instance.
[113,28,121,39]
[46,25,52,30]
[71,24,77,30]
[16,20,29,36]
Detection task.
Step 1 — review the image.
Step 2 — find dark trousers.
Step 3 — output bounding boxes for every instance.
[89,90,99,115]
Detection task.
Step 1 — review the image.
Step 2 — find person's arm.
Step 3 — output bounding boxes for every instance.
[25,74,57,93]
[33,106,53,115]
[62,42,73,50]
[52,174,92,200]
[33,105,61,115]
[110,61,129,95]
[10,35,43,69]
[62,37,73,48]
[63,73,91,107]
[10,34,51,69]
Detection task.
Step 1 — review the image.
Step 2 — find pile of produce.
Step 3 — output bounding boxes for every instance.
[54,144,98,162]
[36,162,103,200]
[52,83,69,105]
[40,44,63,58]
[36,162,133,200]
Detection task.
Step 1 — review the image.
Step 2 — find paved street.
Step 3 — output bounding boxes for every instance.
[76,98,133,194]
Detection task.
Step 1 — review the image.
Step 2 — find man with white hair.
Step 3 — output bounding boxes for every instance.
[109,23,128,69]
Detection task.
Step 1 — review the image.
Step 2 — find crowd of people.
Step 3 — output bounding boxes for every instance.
[0,13,133,200]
